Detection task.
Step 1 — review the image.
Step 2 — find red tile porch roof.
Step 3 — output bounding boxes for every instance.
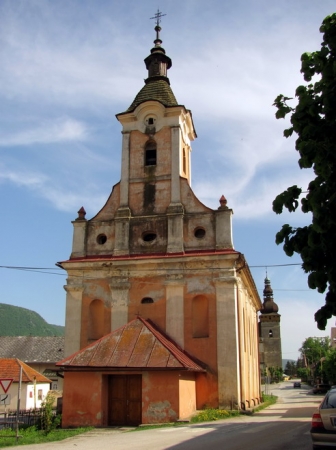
[0,358,52,383]
[57,317,205,372]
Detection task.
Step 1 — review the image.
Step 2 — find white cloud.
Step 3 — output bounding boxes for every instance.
[0,118,88,146]
[40,186,107,215]
[0,164,108,214]
[0,170,47,188]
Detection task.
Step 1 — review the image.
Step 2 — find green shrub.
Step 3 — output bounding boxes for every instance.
[190,408,232,423]
[40,393,59,434]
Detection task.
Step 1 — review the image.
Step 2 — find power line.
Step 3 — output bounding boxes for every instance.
[0,262,302,272]
[0,262,317,293]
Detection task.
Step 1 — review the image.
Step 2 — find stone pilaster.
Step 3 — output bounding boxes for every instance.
[236,282,246,406]
[215,274,240,408]
[71,220,87,258]
[64,285,84,357]
[170,126,181,203]
[215,207,234,250]
[167,203,184,254]
[109,277,131,331]
[120,132,130,206]
[165,275,185,348]
[113,207,131,256]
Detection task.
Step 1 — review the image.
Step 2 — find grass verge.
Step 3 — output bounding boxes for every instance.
[135,394,278,430]
[189,394,277,423]
[253,394,277,413]
[0,426,92,448]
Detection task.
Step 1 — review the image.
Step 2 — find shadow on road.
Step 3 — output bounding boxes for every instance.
[163,418,312,450]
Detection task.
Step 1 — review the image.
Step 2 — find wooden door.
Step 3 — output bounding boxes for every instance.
[108,375,142,426]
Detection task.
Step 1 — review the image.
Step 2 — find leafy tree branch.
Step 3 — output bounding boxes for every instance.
[272,13,336,329]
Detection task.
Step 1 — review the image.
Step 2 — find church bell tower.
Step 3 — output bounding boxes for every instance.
[259,277,282,371]
[59,13,261,420]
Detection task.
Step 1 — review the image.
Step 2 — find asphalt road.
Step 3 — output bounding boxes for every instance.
[2,381,322,450]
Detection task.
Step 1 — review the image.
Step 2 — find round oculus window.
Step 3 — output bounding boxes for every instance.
[142,232,157,242]
[97,234,107,245]
[194,227,206,239]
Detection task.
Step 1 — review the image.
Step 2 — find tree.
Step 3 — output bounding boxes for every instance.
[285,360,297,377]
[267,366,283,383]
[272,13,336,330]
[297,367,309,382]
[323,347,336,383]
[299,336,330,381]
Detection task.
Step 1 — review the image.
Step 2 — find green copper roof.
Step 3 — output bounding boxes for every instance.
[126,78,178,112]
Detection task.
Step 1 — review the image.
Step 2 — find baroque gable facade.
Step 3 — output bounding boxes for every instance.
[57,19,262,427]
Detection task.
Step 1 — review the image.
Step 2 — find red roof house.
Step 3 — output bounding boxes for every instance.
[0,358,51,410]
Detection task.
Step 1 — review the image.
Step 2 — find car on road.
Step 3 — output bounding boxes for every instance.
[293,381,301,388]
[313,384,331,394]
[311,387,336,448]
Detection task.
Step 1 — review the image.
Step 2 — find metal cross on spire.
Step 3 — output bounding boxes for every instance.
[150,9,166,27]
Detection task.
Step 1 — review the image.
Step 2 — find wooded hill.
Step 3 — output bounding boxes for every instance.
[0,303,64,336]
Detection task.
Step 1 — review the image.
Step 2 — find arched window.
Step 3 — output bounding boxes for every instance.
[141,297,154,304]
[192,295,209,338]
[88,299,104,341]
[145,141,157,166]
[269,329,273,338]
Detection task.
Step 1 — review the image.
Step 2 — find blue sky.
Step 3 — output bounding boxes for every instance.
[1,0,335,361]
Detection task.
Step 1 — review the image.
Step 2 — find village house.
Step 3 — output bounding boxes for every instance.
[0,336,64,392]
[57,15,262,427]
[0,358,51,411]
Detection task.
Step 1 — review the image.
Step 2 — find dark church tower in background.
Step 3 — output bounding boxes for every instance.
[259,277,282,372]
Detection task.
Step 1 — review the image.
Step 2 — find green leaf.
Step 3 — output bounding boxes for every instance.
[273,12,336,329]
[283,128,294,138]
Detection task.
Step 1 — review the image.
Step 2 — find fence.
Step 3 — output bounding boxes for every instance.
[0,409,56,430]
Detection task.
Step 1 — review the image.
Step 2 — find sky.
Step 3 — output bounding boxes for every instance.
[1,0,335,361]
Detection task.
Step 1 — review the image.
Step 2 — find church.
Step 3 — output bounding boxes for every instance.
[57,15,262,427]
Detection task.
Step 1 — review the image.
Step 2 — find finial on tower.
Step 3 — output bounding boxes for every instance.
[76,206,87,221]
[218,195,228,210]
[150,9,166,27]
[150,9,166,47]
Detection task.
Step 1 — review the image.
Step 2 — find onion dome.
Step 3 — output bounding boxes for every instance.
[260,277,279,314]
[126,11,178,113]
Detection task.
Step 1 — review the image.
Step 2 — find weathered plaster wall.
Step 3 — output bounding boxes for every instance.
[142,371,179,423]
[62,372,103,428]
[128,280,166,331]
[179,374,196,419]
[237,281,262,409]
[80,281,112,348]
[128,128,172,216]
[183,277,218,408]
[92,183,121,222]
